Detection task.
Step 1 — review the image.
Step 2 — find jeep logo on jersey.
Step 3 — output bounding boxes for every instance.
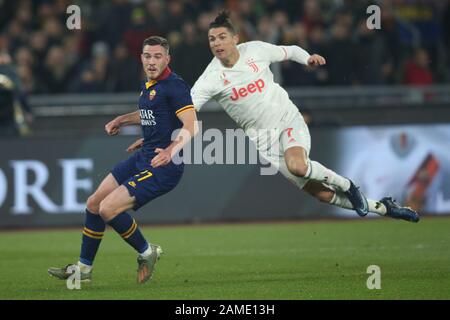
[230,79,265,101]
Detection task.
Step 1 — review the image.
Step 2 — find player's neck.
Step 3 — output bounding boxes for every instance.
[153,66,172,81]
[220,49,240,68]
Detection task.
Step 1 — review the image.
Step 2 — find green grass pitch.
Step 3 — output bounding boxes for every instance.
[0,217,449,300]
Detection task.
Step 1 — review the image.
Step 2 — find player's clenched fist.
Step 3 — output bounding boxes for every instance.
[105,118,121,135]
[307,54,326,66]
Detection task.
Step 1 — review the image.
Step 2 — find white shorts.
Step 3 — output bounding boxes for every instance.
[259,112,312,189]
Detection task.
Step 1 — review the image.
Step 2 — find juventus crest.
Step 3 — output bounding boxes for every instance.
[246,59,259,72]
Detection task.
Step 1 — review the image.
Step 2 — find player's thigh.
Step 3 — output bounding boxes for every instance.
[98,185,136,221]
[90,152,140,213]
[87,173,119,213]
[281,114,311,175]
[280,113,311,155]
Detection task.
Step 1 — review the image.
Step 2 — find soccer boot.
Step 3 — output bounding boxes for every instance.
[380,197,420,223]
[137,244,163,284]
[48,264,92,282]
[345,179,369,217]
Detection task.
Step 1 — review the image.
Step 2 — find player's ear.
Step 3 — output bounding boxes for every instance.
[166,54,171,65]
[233,33,239,45]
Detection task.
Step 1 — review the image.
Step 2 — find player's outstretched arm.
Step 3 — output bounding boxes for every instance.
[105,110,140,135]
[151,109,199,168]
[268,42,325,67]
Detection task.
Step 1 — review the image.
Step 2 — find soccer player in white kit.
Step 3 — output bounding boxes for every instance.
[190,11,419,222]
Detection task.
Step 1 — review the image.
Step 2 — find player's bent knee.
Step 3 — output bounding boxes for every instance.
[287,159,309,177]
[98,201,118,222]
[86,195,101,214]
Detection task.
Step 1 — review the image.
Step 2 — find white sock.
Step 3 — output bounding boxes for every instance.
[330,192,387,215]
[369,200,387,215]
[77,261,93,273]
[306,160,351,192]
[139,243,153,257]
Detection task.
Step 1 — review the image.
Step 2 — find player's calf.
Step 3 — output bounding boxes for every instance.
[303,180,335,203]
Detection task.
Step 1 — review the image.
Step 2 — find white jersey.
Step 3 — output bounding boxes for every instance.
[191,41,310,148]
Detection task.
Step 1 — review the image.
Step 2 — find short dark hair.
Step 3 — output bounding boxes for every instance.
[209,11,237,34]
[142,36,170,54]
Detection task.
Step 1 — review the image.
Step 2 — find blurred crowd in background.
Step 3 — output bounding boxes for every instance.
[0,0,449,96]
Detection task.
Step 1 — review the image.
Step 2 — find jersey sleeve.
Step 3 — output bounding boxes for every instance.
[168,79,195,117]
[191,74,213,112]
[254,41,286,63]
[255,41,310,65]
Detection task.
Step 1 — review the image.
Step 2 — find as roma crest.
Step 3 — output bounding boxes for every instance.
[149,89,156,100]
